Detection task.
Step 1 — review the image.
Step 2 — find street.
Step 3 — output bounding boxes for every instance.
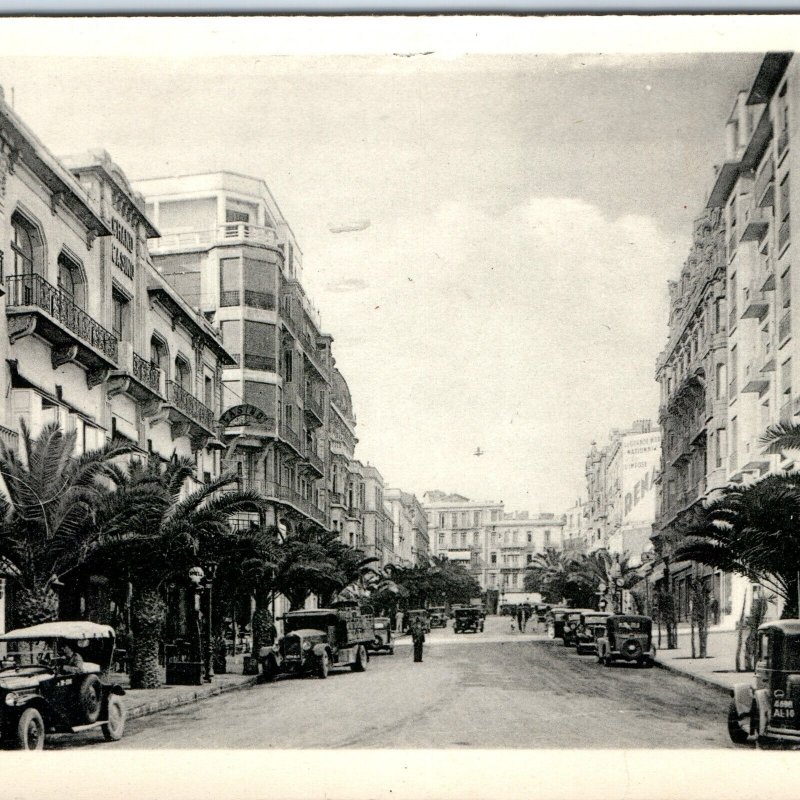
[50,616,730,749]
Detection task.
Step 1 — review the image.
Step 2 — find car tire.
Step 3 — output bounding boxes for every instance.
[101,696,126,742]
[78,674,103,724]
[351,645,367,672]
[16,707,45,751]
[727,700,751,745]
[388,647,395,656]
[317,651,330,679]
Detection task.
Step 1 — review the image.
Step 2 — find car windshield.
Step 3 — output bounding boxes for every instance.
[782,635,800,669]
[0,638,55,669]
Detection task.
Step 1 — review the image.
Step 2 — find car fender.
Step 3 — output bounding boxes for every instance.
[753,688,770,733]
[312,643,329,658]
[731,683,753,718]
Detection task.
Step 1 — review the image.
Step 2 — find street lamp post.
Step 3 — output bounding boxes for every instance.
[203,561,218,683]
[188,566,205,670]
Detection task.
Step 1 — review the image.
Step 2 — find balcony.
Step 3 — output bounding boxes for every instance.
[149,223,282,253]
[108,344,164,404]
[741,285,769,320]
[740,207,771,242]
[780,310,792,343]
[163,380,216,444]
[741,438,770,473]
[232,477,326,526]
[304,447,325,478]
[278,421,303,457]
[303,393,324,431]
[0,424,19,453]
[779,218,791,252]
[756,158,776,207]
[6,274,118,387]
[742,360,770,394]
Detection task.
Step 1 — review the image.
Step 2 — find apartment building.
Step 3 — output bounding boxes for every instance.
[654,52,797,628]
[360,464,395,568]
[385,488,430,567]
[0,95,232,629]
[135,172,331,533]
[562,497,589,554]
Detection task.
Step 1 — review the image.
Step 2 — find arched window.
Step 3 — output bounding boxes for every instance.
[11,213,43,278]
[174,356,191,390]
[57,253,85,307]
[150,335,168,376]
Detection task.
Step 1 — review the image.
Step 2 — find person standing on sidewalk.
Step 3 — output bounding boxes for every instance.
[411,619,425,663]
[395,609,405,634]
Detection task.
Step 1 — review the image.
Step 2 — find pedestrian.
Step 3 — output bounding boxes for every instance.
[395,609,404,634]
[411,619,425,663]
[516,607,523,633]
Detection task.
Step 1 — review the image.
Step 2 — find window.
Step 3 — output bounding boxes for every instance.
[527,553,533,563]
[57,253,85,307]
[474,511,480,525]
[220,257,240,306]
[150,336,167,375]
[490,552,496,564]
[729,273,737,315]
[283,350,294,381]
[284,404,293,428]
[226,208,250,224]
[781,173,791,222]
[439,513,445,527]
[544,530,551,548]
[174,356,191,390]
[243,258,274,309]
[243,380,276,418]
[715,362,726,399]
[243,321,276,371]
[204,376,213,409]
[527,531,532,543]
[460,532,467,546]
[11,213,41,279]
[473,531,480,546]
[221,320,241,366]
[438,533,444,547]
[111,289,129,342]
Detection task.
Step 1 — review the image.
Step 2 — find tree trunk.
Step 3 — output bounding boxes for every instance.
[130,588,166,690]
[251,601,273,656]
[735,593,747,672]
[14,584,59,628]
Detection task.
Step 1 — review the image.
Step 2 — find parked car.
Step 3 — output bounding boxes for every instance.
[596,615,656,668]
[454,607,484,634]
[575,611,611,655]
[0,621,127,750]
[728,619,800,746]
[561,610,592,647]
[544,607,572,640]
[406,609,431,633]
[428,607,448,629]
[366,617,394,656]
[261,603,373,681]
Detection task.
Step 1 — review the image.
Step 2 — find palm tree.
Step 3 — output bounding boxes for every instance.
[674,475,800,618]
[576,549,639,613]
[0,421,136,627]
[89,457,265,688]
[524,549,591,606]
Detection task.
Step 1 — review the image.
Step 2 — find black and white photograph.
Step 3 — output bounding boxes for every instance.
[1,12,800,799]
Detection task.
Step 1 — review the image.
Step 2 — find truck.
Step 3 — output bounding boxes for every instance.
[260,601,374,681]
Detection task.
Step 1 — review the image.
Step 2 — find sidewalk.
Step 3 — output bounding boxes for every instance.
[110,658,258,720]
[654,627,750,694]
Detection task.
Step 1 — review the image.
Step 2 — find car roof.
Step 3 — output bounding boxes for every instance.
[608,614,651,622]
[759,619,800,634]
[0,621,115,641]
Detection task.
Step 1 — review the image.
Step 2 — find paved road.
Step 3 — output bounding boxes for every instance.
[50,616,732,749]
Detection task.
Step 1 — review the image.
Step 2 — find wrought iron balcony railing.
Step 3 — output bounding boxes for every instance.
[165,380,215,431]
[134,353,161,393]
[6,273,118,363]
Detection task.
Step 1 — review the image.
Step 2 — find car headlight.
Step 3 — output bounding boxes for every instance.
[4,692,18,706]
[302,641,312,651]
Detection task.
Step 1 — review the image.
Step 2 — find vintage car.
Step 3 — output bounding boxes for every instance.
[596,615,656,667]
[0,621,126,750]
[544,607,572,640]
[406,609,431,633]
[366,617,394,656]
[728,619,800,746]
[561,609,593,647]
[261,603,373,681]
[574,611,611,655]
[428,607,448,629]
[454,607,484,634]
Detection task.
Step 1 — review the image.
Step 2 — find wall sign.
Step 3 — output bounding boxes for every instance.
[111,216,135,279]
[219,403,272,427]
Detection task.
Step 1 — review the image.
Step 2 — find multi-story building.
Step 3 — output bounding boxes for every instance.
[654,52,797,628]
[135,171,331,533]
[585,420,661,559]
[0,93,232,629]
[488,511,566,606]
[385,488,430,567]
[562,498,589,554]
[361,463,395,568]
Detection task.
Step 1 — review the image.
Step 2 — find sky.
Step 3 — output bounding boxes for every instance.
[0,36,764,513]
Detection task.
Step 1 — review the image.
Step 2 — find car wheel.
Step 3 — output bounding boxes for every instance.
[727,700,751,745]
[78,674,103,723]
[16,707,45,751]
[101,696,126,742]
[352,645,367,672]
[317,651,330,679]
[388,647,395,656]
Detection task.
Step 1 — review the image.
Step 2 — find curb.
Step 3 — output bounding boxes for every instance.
[654,658,733,696]
[125,676,259,721]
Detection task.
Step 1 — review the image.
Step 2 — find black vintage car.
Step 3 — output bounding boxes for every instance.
[406,609,431,633]
[596,615,656,668]
[575,611,611,655]
[454,607,484,634]
[428,607,448,629]
[728,619,800,746]
[0,621,127,750]
[366,617,394,656]
[544,607,572,640]
[561,610,593,647]
[261,605,373,681]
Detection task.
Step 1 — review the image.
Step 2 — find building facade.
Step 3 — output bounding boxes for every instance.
[385,488,430,567]
[562,497,589,554]
[653,53,800,628]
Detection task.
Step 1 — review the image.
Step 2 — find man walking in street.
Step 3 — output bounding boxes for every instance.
[411,619,425,663]
[395,609,404,634]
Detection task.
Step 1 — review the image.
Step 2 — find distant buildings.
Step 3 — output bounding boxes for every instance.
[562,497,589,554]
[584,419,661,563]
[422,491,565,606]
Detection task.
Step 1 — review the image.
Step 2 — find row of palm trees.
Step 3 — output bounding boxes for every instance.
[0,422,386,688]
